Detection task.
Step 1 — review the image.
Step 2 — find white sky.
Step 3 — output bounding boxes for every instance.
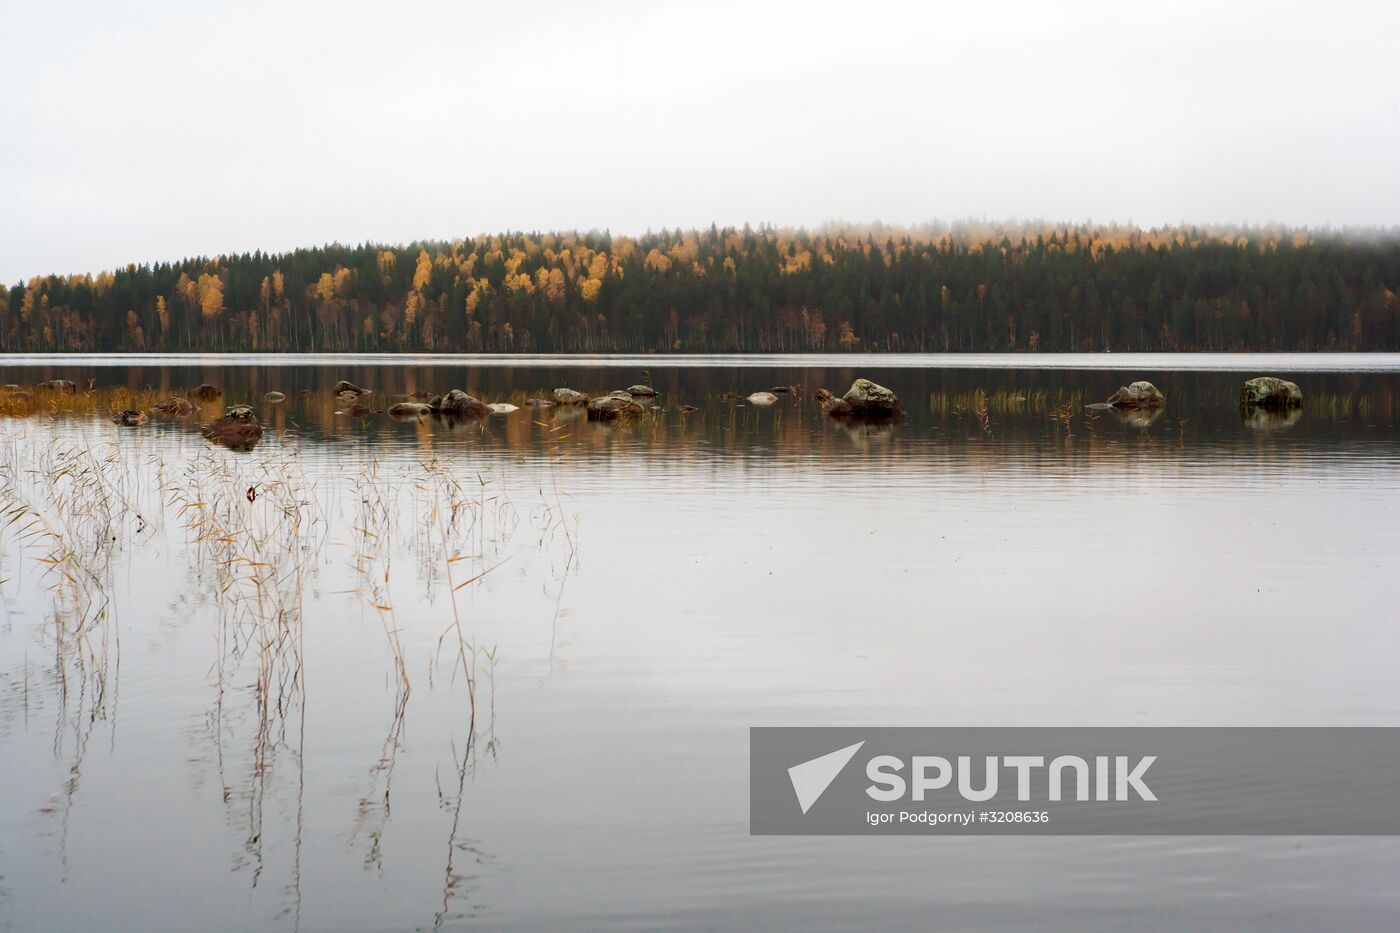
[2,0,1397,282]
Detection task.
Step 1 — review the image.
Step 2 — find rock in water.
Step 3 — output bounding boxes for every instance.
[432,389,489,418]
[202,406,263,451]
[334,380,369,396]
[746,391,779,405]
[190,384,223,403]
[111,409,147,426]
[38,379,78,394]
[553,388,591,406]
[488,403,519,415]
[151,397,194,417]
[387,402,431,419]
[627,384,659,398]
[586,396,645,422]
[1106,381,1165,409]
[1241,376,1302,411]
[525,398,555,408]
[841,378,900,416]
[264,391,286,403]
[606,390,634,399]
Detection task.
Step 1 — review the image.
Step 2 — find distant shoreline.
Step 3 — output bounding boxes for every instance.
[6,226,1398,355]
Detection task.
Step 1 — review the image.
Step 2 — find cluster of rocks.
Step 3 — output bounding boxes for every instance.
[539,384,667,421]
[10,369,1318,453]
[1078,376,1304,421]
[1,380,76,401]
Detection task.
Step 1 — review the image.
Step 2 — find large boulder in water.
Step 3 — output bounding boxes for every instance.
[1106,381,1165,410]
[586,396,644,422]
[1241,376,1302,411]
[841,378,900,416]
[431,389,489,419]
[553,387,590,406]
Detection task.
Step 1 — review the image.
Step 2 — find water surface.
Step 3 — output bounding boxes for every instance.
[2,356,1400,931]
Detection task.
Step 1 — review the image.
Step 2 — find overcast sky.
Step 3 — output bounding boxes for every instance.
[2,0,1397,282]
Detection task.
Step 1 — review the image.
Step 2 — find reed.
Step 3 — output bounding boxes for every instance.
[1,410,575,920]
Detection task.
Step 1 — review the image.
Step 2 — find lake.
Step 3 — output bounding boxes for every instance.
[3,354,1400,931]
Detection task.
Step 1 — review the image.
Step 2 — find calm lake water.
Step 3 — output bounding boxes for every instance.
[3,354,1400,931]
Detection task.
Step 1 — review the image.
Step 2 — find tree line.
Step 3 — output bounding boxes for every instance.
[3,223,1397,353]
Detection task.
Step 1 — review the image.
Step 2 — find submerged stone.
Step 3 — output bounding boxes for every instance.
[1106,381,1165,409]
[387,401,431,418]
[334,379,369,396]
[151,397,194,417]
[586,395,645,421]
[202,406,262,451]
[432,389,489,418]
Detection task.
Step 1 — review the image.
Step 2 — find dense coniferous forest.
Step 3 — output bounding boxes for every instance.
[3,223,1398,353]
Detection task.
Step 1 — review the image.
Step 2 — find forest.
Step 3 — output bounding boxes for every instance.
[3,223,1398,353]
